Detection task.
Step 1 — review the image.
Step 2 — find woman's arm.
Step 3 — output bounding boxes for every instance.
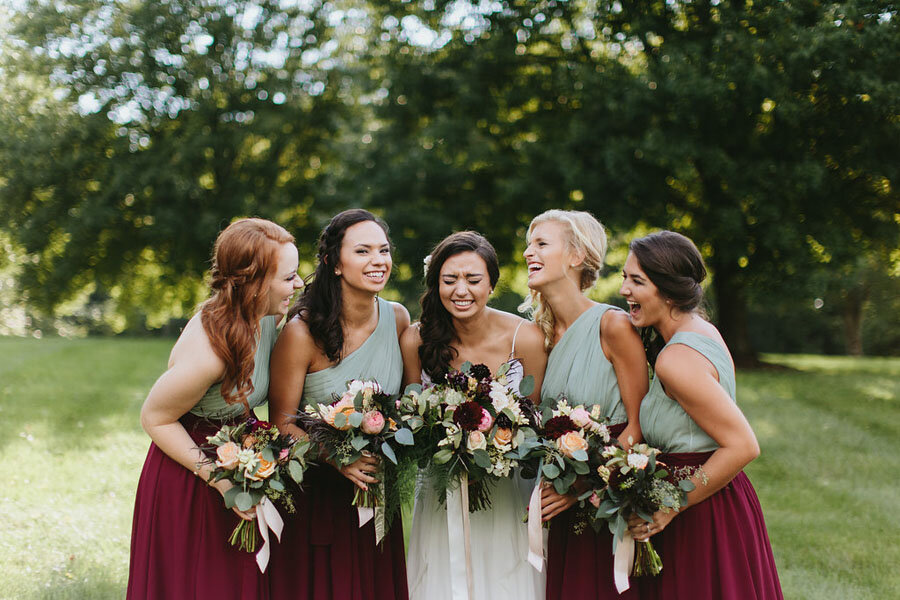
[513,321,548,402]
[269,317,315,440]
[601,309,650,448]
[629,343,759,540]
[399,323,424,387]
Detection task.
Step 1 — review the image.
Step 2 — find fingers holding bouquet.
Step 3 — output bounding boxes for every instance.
[626,509,678,542]
[338,452,381,491]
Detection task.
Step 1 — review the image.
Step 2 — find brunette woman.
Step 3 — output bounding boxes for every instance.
[268,209,410,600]
[401,231,548,600]
[621,231,782,599]
[522,209,648,600]
[127,218,302,599]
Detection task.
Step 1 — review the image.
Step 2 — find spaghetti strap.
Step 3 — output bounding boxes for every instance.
[509,320,526,358]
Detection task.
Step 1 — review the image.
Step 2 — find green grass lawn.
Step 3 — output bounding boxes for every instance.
[0,338,897,599]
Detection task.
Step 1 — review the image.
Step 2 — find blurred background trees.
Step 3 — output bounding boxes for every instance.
[1,0,898,362]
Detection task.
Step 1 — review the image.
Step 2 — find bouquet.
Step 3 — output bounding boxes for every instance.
[204,416,311,558]
[296,379,416,540]
[587,442,696,584]
[397,361,541,511]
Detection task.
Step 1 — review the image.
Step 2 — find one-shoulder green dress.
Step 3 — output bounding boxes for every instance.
[637,332,782,599]
[543,303,640,600]
[268,297,409,600]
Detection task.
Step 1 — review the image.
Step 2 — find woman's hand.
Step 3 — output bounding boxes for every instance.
[626,509,679,541]
[336,453,380,491]
[617,423,643,450]
[209,478,257,521]
[540,483,578,522]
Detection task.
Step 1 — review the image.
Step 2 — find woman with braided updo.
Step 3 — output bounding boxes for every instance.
[522,209,648,600]
[127,218,302,599]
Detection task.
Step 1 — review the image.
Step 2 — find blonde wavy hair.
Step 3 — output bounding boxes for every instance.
[518,209,608,349]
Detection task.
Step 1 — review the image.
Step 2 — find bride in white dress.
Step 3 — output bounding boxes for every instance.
[399,231,547,600]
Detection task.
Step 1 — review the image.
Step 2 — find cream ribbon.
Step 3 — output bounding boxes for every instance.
[613,530,636,593]
[526,477,544,571]
[358,506,374,527]
[446,472,475,600]
[254,497,284,573]
[357,482,387,545]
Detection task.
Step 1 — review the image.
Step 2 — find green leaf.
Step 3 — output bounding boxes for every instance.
[351,435,369,451]
[269,478,285,492]
[497,362,510,376]
[571,449,589,462]
[353,392,363,411]
[405,383,423,395]
[334,412,347,429]
[460,361,473,374]
[472,449,491,469]
[433,448,453,465]
[348,412,363,428]
[678,479,696,492]
[553,477,570,495]
[235,491,254,512]
[518,375,535,397]
[261,448,275,463]
[288,460,305,484]
[573,460,590,475]
[542,463,561,479]
[394,428,415,446]
[381,442,398,464]
[223,486,241,509]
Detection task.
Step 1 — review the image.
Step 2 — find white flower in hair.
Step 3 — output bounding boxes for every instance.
[423,254,432,276]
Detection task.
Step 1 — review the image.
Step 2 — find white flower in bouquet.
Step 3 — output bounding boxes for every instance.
[627,452,650,470]
[466,430,487,452]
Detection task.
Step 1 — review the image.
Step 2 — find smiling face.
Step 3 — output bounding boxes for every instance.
[619,251,668,328]
[336,220,392,293]
[438,251,492,320]
[265,242,303,317]
[523,220,581,290]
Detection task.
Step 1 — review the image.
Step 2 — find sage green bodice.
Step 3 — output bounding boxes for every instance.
[189,315,278,420]
[540,303,627,425]
[639,331,736,453]
[301,297,403,407]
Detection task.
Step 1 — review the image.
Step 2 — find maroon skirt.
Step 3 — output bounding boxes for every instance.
[546,422,640,600]
[267,463,409,600]
[638,452,783,600]
[127,414,269,600]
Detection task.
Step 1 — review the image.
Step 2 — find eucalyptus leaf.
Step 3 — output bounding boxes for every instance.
[288,460,305,483]
[349,412,364,428]
[518,374,535,397]
[235,491,254,512]
[269,478,285,492]
[334,412,347,429]
[679,479,696,492]
[223,486,241,509]
[433,448,453,465]
[497,362,510,376]
[473,449,492,469]
[542,463,561,479]
[381,442,398,464]
[351,435,369,451]
[571,449,589,462]
[261,448,275,463]
[405,383,423,395]
[394,428,415,446]
[460,361,473,374]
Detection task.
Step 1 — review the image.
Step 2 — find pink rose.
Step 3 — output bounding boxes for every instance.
[215,442,240,469]
[467,430,487,452]
[361,411,386,435]
[278,448,290,462]
[569,407,591,428]
[476,408,494,433]
[589,492,601,508]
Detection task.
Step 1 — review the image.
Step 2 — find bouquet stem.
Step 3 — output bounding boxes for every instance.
[353,486,379,508]
[229,519,260,553]
[632,539,663,577]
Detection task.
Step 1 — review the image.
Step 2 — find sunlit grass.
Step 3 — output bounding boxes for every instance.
[0,339,897,598]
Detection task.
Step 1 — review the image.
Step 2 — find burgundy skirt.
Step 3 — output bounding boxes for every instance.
[267,463,409,600]
[127,414,269,600]
[638,451,783,600]
[546,422,639,600]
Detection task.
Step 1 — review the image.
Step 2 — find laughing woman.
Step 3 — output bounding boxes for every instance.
[522,209,648,600]
[402,231,548,600]
[620,231,782,599]
[267,209,410,600]
[127,218,302,599]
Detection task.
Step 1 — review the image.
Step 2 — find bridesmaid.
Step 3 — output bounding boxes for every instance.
[621,231,783,599]
[521,209,648,600]
[127,218,302,599]
[268,209,410,600]
[401,231,548,600]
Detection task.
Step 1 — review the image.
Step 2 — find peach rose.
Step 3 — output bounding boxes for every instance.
[241,434,257,449]
[247,453,276,480]
[326,399,356,431]
[467,430,487,452]
[493,428,513,448]
[556,431,588,458]
[361,411,386,435]
[215,441,240,469]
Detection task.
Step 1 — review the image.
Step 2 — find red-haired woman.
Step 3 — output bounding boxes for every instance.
[127,218,303,599]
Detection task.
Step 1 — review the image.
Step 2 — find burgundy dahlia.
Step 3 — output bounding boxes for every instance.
[469,363,492,381]
[543,415,577,440]
[453,401,484,431]
[446,370,468,391]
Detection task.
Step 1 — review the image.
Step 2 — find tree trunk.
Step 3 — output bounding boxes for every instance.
[841,294,865,357]
[711,268,760,367]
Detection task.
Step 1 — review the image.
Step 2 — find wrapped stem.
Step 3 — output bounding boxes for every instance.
[631,539,663,577]
[228,519,260,553]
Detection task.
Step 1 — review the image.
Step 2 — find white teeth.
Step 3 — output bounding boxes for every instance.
[452,300,473,307]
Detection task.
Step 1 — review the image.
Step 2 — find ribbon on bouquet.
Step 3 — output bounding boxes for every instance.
[613,530,636,593]
[356,480,387,545]
[526,477,545,571]
[446,471,475,600]
[254,497,284,573]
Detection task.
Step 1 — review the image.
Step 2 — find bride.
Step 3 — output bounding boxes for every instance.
[400,231,548,600]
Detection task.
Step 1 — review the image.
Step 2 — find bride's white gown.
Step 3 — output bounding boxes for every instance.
[407,359,545,600]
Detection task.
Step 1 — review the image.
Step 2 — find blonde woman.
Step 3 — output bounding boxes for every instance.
[522,210,648,600]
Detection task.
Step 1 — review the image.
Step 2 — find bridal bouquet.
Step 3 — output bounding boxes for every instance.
[587,442,696,579]
[204,416,311,554]
[296,379,415,535]
[398,361,541,511]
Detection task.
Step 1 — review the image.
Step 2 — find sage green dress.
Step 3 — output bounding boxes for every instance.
[540,303,628,425]
[639,331,734,453]
[188,315,278,420]
[268,296,409,600]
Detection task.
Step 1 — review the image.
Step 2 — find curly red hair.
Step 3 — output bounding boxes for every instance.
[200,218,294,407]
